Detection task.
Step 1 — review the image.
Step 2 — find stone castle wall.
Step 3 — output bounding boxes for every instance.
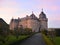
[9,11,48,32]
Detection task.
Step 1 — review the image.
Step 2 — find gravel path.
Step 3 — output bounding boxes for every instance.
[19,33,46,45]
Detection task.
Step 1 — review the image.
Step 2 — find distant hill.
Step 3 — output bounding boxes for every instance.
[0,18,9,29]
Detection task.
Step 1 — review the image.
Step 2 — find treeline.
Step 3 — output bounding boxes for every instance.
[0,18,9,37]
[0,27,33,45]
[9,28,33,38]
[55,29,60,36]
[0,18,34,45]
[41,29,60,37]
[0,18,33,37]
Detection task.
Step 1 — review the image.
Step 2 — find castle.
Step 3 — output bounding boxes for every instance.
[9,10,48,32]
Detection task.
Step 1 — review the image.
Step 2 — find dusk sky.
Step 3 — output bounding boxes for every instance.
[0,0,60,28]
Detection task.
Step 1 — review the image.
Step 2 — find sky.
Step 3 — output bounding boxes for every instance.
[0,0,60,28]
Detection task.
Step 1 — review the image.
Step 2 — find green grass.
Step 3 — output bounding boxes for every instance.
[18,35,29,40]
[0,35,29,45]
[7,35,29,45]
[43,34,54,45]
[54,37,60,45]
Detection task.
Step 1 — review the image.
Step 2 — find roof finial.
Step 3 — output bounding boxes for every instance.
[32,11,33,14]
[42,8,43,12]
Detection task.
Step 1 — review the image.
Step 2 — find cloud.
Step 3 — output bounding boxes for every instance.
[41,5,59,11]
[49,17,60,21]
[37,0,59,2]
[0,0,19,24]
[0,7,18,14]
[36,0,60,11]
[0,7,19,23]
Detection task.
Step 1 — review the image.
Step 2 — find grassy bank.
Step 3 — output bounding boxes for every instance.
[0,35,29,45]
[0,32,36,45]
[43,34,54,45]
[54,37,60,45]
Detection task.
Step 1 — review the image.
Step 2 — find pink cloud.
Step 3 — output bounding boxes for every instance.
[43,0,53,1]
[42,5,59,11]
[37,0,59,2]
[48,14,60,21]
[36,0,60,11]
[0,7,18,13]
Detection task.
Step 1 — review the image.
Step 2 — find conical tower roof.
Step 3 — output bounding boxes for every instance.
[39,9,46,18]
[30,11,37,19]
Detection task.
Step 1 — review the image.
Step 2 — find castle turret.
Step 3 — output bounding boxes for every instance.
[10,18,19,30]
[30,11,38,20]
[39,9,48,30]
[10,18,15,30]
[30,11,35,18]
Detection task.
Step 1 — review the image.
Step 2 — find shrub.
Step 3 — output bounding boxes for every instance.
[41,29,48,35]
[55,29,60,36]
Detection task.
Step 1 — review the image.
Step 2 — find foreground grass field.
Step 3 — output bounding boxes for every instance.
[54,37,60,45]
[0,35,29,45]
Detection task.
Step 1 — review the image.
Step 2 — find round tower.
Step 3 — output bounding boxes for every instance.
[39,9,48,31]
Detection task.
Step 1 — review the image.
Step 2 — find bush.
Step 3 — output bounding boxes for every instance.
[0,35,30,45]
[55,29,60,36]
[41,30,48,35]
[24,28,32,35]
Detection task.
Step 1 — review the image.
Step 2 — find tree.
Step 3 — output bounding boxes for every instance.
[24,28,32,35]
[41,29,48,35]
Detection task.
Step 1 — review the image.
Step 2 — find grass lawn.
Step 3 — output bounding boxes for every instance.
[7,35,29,45]
[0,35,29,45]
[54,37,60,45]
